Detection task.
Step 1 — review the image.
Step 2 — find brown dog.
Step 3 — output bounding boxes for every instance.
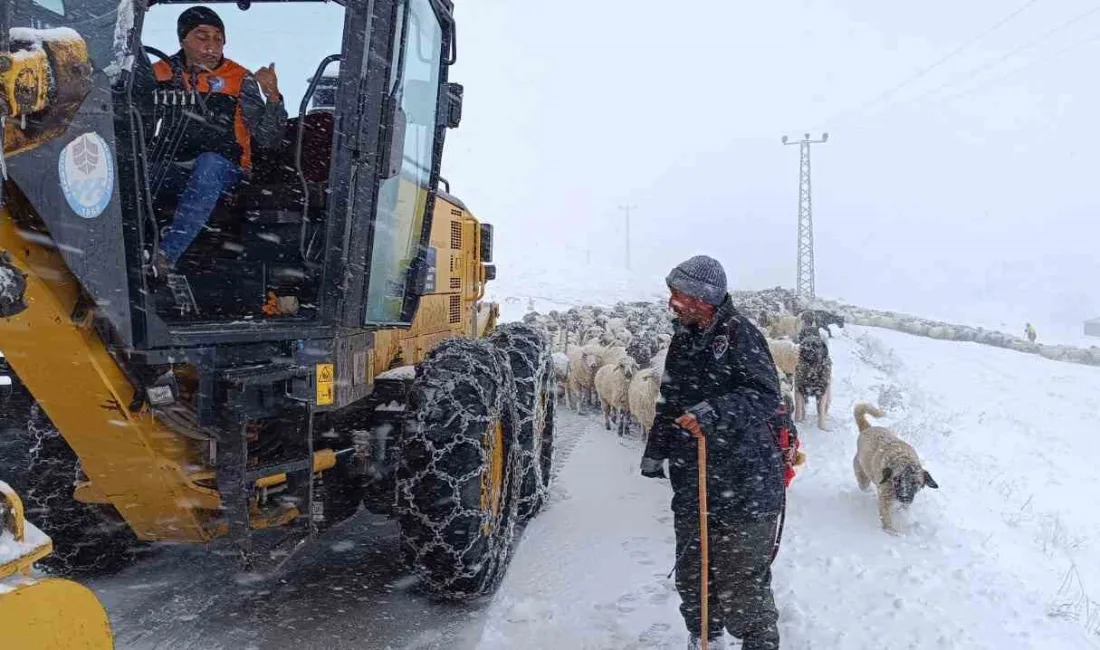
[852,403,938,534]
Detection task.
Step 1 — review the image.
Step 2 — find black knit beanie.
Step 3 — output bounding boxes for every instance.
[666,255,728,306]
[177,7,225,42]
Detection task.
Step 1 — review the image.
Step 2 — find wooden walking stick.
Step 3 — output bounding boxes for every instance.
[678,413,710,647]
[697,429,710,648]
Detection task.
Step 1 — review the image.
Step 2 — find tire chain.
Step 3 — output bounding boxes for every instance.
[488,322,557,521]
[0,404,137,575]
[394,338,522,599]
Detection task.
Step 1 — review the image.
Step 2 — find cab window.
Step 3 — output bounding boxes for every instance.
[29,0,66,16]
[364,0,445,324]
[136,2,345,323]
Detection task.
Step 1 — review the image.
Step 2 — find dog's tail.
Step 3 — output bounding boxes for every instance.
[853,402,885,432]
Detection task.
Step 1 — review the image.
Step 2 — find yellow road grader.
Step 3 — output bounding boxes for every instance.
[0,0,555,641]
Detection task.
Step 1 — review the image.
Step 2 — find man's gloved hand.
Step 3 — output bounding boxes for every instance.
[640,456,666,479]
[255,62,281,102]
[675,413,704,438]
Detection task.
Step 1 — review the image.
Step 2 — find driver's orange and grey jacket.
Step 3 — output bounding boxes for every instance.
[153,53,287,172]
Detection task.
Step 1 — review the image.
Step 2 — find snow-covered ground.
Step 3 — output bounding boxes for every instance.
[475,325,1100,650]
[87,311,1100,649]
[71,260,1100,648]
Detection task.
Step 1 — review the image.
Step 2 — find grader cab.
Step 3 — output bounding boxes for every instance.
[0,0,554,608]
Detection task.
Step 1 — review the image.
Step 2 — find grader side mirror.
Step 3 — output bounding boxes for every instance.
[443,82,463,129]
[479,223,493,263]
[384,96,407,180]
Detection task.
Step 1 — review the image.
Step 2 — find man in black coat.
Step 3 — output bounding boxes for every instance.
[641,255,784,650]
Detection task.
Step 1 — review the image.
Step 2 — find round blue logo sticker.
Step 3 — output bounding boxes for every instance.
[58,132,115,219]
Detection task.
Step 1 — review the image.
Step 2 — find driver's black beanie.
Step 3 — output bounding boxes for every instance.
[177,6,225,42]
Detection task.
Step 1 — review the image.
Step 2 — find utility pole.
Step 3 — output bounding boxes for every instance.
[782,132,828,300]
[618,204,636,271]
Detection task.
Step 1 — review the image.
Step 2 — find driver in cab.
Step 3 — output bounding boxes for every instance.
[152,6,287,274]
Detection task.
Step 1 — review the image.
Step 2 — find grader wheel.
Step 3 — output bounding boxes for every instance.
[395,338,522,599]
[488,322,556,522]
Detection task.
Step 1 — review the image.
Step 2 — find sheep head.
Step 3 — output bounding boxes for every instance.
[618,356,639,379]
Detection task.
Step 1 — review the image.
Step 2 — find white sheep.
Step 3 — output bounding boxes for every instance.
[552,351,570,379]
[777,363,795,410]
[767,338,800,377]
[627,366,661,442]
[565,343,601,413]
[650,346,669,377]
[591,343,630,370]
[594,356,639,436]
[582,325,605,345]
[768,315,801,339]
[606,317,627,335]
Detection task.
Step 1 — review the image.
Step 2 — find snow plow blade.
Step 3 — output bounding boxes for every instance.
[0,482,114,649]
[0,579,113,649]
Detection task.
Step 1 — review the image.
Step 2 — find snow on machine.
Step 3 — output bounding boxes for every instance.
[0,3,554,638]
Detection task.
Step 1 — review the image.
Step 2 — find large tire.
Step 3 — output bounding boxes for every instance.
[395,338,522,600]
[488,322,556,522]
[0,405,139,576]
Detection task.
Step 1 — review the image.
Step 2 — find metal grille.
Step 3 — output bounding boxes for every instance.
[450,277,461,289]
[448,294,461,323]
[450,221,462,250]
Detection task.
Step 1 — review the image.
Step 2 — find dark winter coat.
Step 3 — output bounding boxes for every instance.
[153,53,287,171]
[642,297,785,522]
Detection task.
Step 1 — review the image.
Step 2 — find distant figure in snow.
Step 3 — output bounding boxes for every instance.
[1025,322,1037,343]
[640,255,783,650]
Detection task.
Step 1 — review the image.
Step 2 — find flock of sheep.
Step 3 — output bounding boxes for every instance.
[524,301,674,438]
[521,288,839,439]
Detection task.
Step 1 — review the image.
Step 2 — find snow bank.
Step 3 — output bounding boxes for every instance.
[814,297,1100,369]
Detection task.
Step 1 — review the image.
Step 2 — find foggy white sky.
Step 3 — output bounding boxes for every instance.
[442,0,1100,329]
[144,0,1100,330]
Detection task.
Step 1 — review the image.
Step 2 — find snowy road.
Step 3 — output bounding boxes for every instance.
[476,326,1100,649]
[91,324,1100,649]
[92,512,489,650]
[90,396,594,650]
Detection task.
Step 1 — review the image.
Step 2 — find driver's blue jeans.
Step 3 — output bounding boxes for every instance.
[158,152,242,267]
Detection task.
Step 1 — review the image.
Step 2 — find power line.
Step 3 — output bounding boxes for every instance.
[929,29,1100,106]
[813,0,1042,131]
[875,3,1100,116]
